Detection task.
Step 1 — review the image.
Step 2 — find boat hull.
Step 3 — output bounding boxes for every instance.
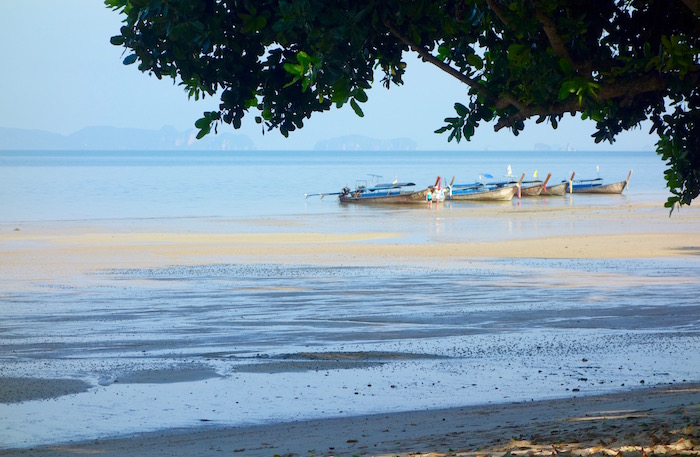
[339,188,430,204]
[520,183,544,196]
[569,180,629,194]
[447,186,516,201]
[567,170,632,194]
[541,182,567,196]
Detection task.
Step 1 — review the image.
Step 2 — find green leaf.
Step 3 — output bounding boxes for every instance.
[110,35,125,46]
[196,126,210,139]
[283,75,302,88]
[194,117,209,129]
[454,103,468,117]
[283,63,303,76]
[558,81,575,101]
[467,54,483,70]
[353,89,368,103]
[462,123,475,139]
[123,54,138,65]
[437,44,451,61]
[559,58,573,75]
[296,51,312,66]
[350,98,364,117]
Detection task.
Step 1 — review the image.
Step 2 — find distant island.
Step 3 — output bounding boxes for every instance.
[3,126,630,152]
[0,126,255,151]
[0,126,421,152]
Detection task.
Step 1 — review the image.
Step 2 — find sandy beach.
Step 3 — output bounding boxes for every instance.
[3,202,700,282]
[1,200,699,455]
[4,384,699,456]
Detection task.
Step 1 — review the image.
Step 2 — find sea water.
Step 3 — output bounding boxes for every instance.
[0,149,668,223]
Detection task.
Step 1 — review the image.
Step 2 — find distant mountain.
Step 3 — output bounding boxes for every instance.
[0,126,255,150]
[314,135,416,151]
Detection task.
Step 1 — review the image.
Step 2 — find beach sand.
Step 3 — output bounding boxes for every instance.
[2,202,700,283]
[1,201,699,455]
[4,384,698,457]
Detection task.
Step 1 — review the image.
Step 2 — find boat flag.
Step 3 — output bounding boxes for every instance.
[533,170,538,179]
[506,165,512,176]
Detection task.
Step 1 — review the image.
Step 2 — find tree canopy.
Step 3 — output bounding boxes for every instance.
[106,0,699,209]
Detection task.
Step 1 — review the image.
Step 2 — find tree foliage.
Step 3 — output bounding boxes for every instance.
[106,0,699,209]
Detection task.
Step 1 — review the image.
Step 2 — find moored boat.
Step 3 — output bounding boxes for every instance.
[336,177,439,204]
[566,170,632,194]
[447,173,524,201]
[338,185,430,203]
[447,185,517,201]
[542,182,567,196]
[471,169,545,197]
[519,173,552,197]
[541,172,574,196]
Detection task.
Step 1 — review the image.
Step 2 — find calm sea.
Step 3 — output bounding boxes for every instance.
[0,149,668,223]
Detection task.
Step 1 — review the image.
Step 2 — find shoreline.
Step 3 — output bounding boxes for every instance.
[3,382,698,456]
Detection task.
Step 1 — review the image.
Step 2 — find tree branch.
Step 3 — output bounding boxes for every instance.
[493,73,670,132]
[383,18,530,116]
[533,3,575,66]
[485,0,510,27]
[680,0,700,15]
[383,19,494,101]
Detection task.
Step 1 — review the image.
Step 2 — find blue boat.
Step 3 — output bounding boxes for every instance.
[566,170,632,194]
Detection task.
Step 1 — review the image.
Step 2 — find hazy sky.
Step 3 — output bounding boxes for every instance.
[0,1,659,151]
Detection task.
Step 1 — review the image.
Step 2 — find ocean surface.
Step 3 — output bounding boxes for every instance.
[2,149,699,448]
[0,149,669,223]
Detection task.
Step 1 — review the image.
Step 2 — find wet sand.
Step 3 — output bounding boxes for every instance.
[6,384,698,457]
[2,202,700,284]
[1,201,699,454]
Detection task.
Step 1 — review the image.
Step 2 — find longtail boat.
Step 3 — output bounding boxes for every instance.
[447,173,524,201]
[338,185,430,203]
[306,180,418,200]
[447,185,516,201]
[518,173,552,197]
[541,172,574,196]
[566,170,632,194]
[336,177,439,204]
[471,170,547,197]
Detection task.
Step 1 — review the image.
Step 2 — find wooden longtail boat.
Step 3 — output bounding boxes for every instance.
[447,173,524,201]
[470,172,546,197]
[447,185,516,201]
[541,172,574,196]
[336,177,439,204]
[519,173,552,197]
[338,186,430,203]
[306,180,421,201]
[566,170,632,194]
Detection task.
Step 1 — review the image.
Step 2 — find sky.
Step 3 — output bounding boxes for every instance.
[0,1,659,151]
